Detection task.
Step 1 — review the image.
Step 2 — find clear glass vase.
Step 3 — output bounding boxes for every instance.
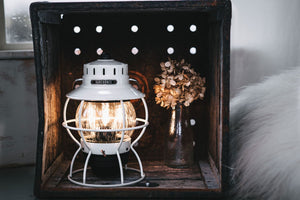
[164,103,194,168]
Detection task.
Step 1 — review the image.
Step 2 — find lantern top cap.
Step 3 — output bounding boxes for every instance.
[86,59,126,67]
[66,58,145,101]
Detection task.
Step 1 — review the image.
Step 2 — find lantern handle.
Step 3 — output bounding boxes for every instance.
[72,78,83,89]
[129,78,142,91]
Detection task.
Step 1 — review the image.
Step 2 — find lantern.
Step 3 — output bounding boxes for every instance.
[62,56,149,187]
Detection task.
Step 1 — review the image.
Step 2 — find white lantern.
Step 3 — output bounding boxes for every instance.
[62,57,149,187]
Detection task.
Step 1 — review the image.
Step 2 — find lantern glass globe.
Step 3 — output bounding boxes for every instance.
[75,101,136,143]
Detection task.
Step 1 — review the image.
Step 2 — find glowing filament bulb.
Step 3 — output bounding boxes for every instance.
[101,103,110,127]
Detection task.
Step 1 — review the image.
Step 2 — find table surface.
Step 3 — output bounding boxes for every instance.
[0,166,35,200]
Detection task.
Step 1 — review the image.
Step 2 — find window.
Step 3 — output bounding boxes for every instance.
[0,0,34,50]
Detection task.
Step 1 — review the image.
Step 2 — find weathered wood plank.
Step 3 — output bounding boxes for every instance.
[44,160,208,190]
[199,160,220,190]
[41,152,64,186]
[43,156,69,188]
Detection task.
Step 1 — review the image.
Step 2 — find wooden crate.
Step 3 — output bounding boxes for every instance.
[30,1,231,199]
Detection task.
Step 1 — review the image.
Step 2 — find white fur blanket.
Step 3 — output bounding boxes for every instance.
[230,68,300,200]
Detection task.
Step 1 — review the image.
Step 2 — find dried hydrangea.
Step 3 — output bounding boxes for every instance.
[154,58,206,109]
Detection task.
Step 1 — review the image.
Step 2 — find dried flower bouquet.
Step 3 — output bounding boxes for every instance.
[154,58,206,109]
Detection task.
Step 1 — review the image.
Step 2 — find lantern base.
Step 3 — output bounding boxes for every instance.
[80,136,131,155]
[84,152,129,177]
[67,166,145,187]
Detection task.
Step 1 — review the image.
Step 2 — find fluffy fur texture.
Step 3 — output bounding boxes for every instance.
[230,68,300,200]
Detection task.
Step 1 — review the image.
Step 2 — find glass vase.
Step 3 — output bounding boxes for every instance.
[164,103,194,168]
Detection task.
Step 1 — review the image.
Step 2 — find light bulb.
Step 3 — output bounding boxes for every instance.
[75,101,136,143]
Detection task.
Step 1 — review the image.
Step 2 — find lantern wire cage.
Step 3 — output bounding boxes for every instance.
[62,97,149,187]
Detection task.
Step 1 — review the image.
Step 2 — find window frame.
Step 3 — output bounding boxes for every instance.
[0,0,33,51]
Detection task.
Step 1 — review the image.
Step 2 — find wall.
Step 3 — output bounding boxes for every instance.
[0,58,37,167]
[1,0,300,167]
[230,0,300,97]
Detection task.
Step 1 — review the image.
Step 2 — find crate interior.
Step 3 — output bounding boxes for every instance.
[33,2,229,198]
